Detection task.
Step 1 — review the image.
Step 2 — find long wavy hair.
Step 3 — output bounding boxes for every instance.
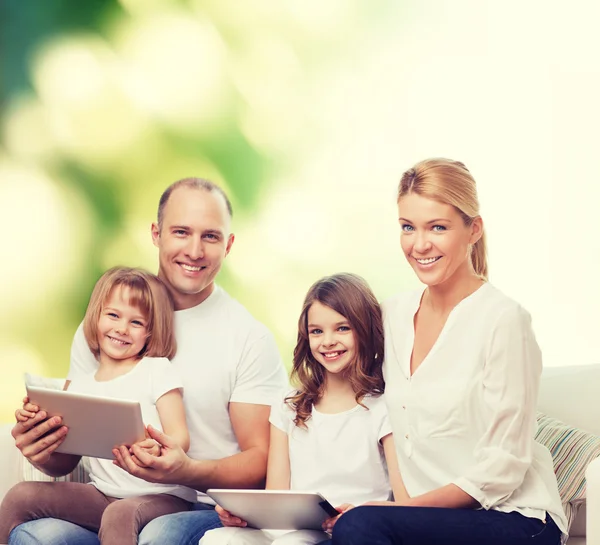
[286,273,384,428]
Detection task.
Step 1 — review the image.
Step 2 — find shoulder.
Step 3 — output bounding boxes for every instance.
[139,356,172,370]
[360,393,388,415]
[211,287,274,339]
[381,289,422,323]
[476,283,533,328]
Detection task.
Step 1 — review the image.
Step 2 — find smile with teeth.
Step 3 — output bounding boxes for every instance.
[107,336,129,346]
[180,263,205,272]
[414,256,441,265]
[322,351,346,360]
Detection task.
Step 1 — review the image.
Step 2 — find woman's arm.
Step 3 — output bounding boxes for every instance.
[265,424,291,489]
[156,388,190,452]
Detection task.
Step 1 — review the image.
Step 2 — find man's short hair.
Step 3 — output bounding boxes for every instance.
[157,178,233,229]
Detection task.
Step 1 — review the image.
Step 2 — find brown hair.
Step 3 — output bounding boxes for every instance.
[398,158,488,280]
[286,273,384,428]
[157,178,233,230]
[83,267,177,360]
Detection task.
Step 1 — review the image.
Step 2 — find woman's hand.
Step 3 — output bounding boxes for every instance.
[322,503,355,533]
[215,504,248,528]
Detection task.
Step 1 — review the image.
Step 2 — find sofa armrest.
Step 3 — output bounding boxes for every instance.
[587,456,600,545]
[0,423,22,503]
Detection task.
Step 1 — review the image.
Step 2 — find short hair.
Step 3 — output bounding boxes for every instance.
[83,267,177,360]
[398,158,488,280]
[157,178,233,229]
[286,273,385,428]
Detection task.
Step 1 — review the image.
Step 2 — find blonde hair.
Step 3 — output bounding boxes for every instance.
[83,267,177,360]
[398,158,488,280]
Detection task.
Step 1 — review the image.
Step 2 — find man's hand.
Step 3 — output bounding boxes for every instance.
[215,504,248,528]
[322,503,355,533]
[113,425,191,484]
[12,398,69,466]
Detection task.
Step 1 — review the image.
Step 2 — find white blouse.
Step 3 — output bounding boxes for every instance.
[382,283,567,536]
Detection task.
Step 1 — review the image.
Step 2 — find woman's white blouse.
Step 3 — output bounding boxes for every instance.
[382,283,567,536]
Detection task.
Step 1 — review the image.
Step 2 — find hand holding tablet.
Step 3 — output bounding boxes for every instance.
[206,489,339,531]
[25,385,146,460]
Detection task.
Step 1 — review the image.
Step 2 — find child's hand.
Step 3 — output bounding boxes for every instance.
[322,503,354,533]
[215,504,248,528]
[128,438,161,467]
[15,397,39,423]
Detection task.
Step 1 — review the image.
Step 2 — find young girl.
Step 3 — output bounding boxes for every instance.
[0,266,196,545]
[200,273,407,545]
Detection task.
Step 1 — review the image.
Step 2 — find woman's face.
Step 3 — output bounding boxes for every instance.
[397,193,482,288]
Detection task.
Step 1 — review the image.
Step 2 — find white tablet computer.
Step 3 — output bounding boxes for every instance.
[205,489,339,530]
[26,385,146,460]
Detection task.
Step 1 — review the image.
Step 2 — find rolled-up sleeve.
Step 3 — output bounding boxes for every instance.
[453,305,542,509]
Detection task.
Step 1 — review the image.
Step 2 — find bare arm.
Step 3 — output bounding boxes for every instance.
[113,401,271,491]
[265,424,291,489]
[156,389,190,452]
[381,434,409,502]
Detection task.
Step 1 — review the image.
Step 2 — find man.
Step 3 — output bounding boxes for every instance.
[10,178,288,544]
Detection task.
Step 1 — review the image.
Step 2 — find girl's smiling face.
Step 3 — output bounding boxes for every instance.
[398,192,482,288]
[307,301,356,376]
[97,286,149,365]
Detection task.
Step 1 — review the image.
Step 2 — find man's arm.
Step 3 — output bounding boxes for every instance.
[113,401,271,491]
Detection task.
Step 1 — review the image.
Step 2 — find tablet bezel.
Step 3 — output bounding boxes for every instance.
[205,489,338,530]
[26,385,146,460]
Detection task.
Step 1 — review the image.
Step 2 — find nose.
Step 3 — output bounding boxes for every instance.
[186,235,205,260]
[322,330,337,347]
[413,230,432,254]
[115,320,129,335]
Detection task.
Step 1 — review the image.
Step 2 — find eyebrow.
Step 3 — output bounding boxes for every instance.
[307,321,350,328]
[398,217,451,224]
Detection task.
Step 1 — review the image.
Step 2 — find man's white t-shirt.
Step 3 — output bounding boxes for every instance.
[69,356,197,502]
[68,285,289,503]
[382,283,568,537]
[269,392,393,507]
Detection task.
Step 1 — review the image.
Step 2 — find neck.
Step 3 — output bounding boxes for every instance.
[424,266,484,314]
[169,282,215,311]
[322,371,356,399]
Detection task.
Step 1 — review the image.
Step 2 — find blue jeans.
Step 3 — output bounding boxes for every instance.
[331,506,562,545]
[8,503,220,545]
[139,503,221,545]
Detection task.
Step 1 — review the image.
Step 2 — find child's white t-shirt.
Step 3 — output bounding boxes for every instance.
[68,356,197,502]
[269,392,393,507]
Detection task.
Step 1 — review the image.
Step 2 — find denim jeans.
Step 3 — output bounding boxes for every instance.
[8,502,220,545]
[331,506,563,545]
[138,502,221,545]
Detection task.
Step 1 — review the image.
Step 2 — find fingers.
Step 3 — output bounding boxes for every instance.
[322,504,355,533]
[113,446,156,481]
[13,413,68,463]
[145,425,175,449]
[215,505,247,528]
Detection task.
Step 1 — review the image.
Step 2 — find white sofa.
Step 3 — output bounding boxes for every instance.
[0,364,599,545]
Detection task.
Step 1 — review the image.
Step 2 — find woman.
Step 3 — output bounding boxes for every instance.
[329,158,567,545]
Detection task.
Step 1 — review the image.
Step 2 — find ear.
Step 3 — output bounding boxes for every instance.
[151,222,160,248]
[225,233,235,257]
[469,216,483,245]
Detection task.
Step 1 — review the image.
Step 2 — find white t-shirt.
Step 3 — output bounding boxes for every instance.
[382,283,568,537]
[68,285,289,503]
[68,356,196,502]
[269,392,393,507]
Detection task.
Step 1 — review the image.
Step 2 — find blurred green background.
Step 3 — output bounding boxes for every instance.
[2,0,600,422]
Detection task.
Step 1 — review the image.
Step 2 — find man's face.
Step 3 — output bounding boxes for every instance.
[151,187,234,310]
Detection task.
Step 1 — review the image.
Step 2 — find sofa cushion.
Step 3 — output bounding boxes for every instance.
[535,412,600,530]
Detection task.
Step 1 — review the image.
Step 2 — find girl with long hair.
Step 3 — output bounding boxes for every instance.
[201,272,407,545]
